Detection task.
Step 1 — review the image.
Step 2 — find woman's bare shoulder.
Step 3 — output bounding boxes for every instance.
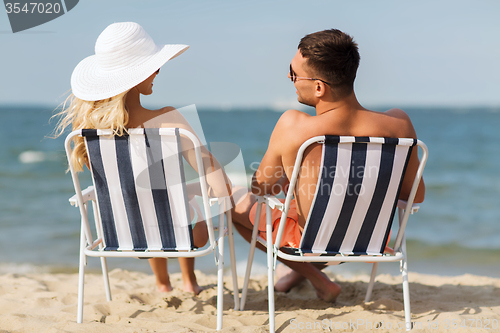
[138,106,186,128]
[153,107,196,133]
[156,106,176,113]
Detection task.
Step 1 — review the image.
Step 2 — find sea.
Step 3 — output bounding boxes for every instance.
[1,105,499,279]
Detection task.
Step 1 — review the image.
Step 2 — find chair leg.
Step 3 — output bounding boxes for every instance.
[401,237,412,331]
[94,201,111,302]
[100,257,112,302]
[226,209,239,310]
[216,226,225,331]
[77,225,86,323]
[240,198,263,310]
[266,204,275,333]
[364,262,378,302]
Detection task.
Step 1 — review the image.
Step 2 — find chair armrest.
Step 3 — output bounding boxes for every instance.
[69,186,95,207]
[397,199,420,214]
[263,195,284,211]
[209,196,231,206]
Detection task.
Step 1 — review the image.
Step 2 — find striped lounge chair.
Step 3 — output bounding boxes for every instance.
[65,128,238,330]
[240,136,428,332]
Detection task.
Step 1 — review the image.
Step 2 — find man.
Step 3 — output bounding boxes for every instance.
[232,29,425,301]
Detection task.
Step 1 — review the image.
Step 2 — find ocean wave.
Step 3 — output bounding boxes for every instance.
[236,260,267,277]
[18,150,58,164]
[0,262,49,275]
[226,172,251,187]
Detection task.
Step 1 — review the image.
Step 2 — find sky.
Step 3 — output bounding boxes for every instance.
[1,0,499,110]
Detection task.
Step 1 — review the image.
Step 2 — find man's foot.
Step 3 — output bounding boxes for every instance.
[313,271,342,302]
[315,281,342,302]
[275,264,306,292]
[275,264,341,301]
[183,281,203,295]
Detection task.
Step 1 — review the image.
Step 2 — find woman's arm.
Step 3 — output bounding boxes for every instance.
[153,108,232,198]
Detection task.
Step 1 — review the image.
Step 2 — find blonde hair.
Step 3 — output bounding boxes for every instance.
[53,90,130,172]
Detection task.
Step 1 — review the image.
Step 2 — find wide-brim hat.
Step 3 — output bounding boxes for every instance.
[71,22,189,101]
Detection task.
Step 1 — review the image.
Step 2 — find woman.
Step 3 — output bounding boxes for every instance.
[54,22,231,295]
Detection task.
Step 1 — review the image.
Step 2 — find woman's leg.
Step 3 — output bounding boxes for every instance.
[179,257,202,295]
[179,203,209,295]
[148,258,173,292]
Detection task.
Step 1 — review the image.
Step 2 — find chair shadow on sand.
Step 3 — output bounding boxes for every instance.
[240,275,500,333]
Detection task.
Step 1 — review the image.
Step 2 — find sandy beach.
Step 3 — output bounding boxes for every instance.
[0,268,499,333]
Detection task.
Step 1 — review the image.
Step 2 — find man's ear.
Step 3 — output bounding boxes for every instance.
[314,81,327,98]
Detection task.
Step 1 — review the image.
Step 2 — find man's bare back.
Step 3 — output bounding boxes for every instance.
[262,106,425,228]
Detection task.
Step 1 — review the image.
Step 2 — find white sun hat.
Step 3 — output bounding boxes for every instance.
[71,22,189,101]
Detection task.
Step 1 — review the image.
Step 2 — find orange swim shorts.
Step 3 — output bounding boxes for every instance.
[249,199,302,249]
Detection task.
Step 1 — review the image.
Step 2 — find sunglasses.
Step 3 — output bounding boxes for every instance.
[289,64,331,86]
[155,68,160,75]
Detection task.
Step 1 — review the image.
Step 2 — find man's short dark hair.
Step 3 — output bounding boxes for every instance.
[298,29,360,98]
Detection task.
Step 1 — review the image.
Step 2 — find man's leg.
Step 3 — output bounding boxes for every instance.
[231,187,341,301]
[275,264,306,292]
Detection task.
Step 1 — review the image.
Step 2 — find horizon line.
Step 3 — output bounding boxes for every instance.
[1,103,500,112]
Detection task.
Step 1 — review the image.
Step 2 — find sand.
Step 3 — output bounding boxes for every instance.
[0,268,499,333]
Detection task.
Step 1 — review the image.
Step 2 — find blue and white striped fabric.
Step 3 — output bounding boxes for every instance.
[82,128,193,252]
[299,136,416,256]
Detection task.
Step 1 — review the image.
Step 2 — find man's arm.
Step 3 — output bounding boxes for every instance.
[386,109,425,203]
[251,141,285,196]
[251,110,298,196]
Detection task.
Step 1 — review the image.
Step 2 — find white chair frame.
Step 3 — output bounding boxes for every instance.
[65,128,239,330]
[240,136,428,332]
